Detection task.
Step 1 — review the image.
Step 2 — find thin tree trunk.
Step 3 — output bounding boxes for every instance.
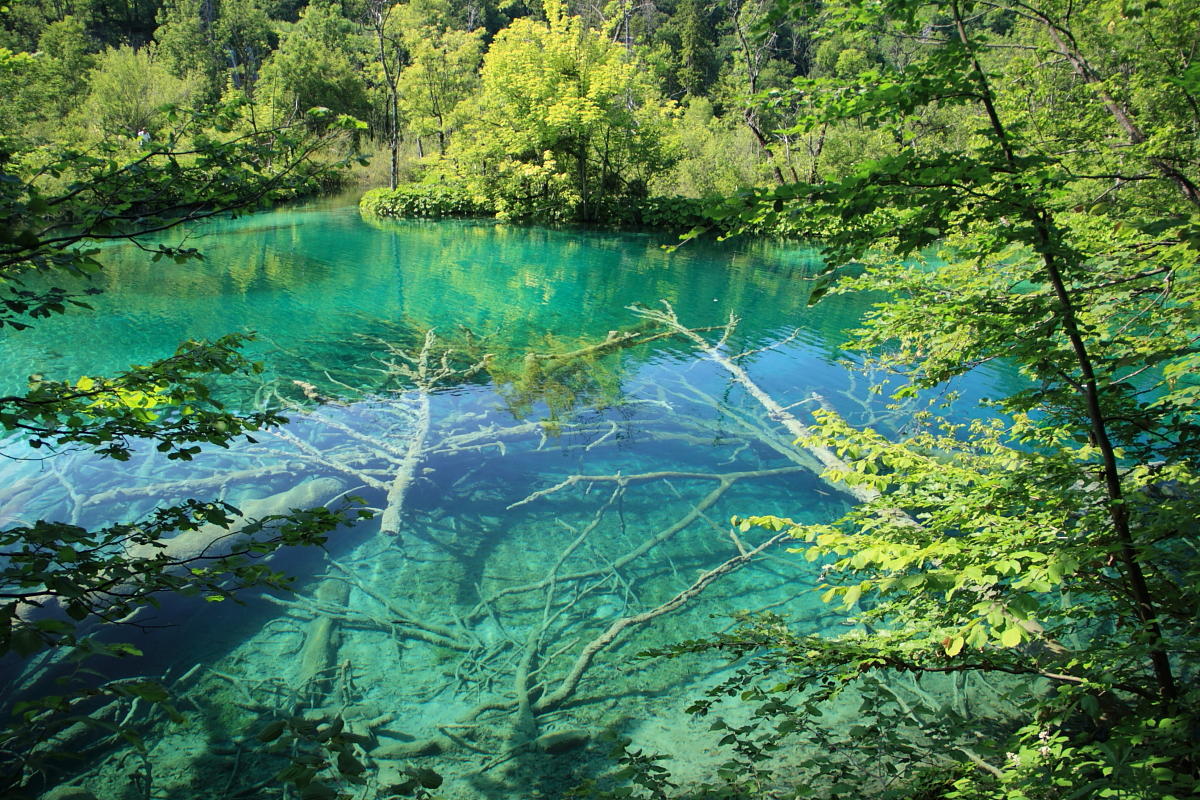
[950,0,1177,704]
[731,0,786,186]
[370,1,402,189]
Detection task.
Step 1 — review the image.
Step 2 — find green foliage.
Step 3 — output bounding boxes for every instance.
[1,98,363,288]
[0,0,157,52]
[155,0,224,101]
[257,1,371,127]
[569,736,678,799]
[631,0,1200,797]
[359,182,798,239]
[156,0,275,103]
[214,0,276,91]
[0,494,364,669]
[2,335,301,462]
[0,103,367,795]
[653,96,759,199]
[391,0,485,153]
[0,46,40,135]
[659,0,719,97]
[361,183,727,234]
[436,0,678,223]
[33,15,95,118]
[360,182,493,218]
[84,44,200,136]
[624,195,710,230]
[0,0,869,204]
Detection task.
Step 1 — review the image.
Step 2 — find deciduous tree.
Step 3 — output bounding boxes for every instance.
[442,0,677,222]
[651,0,1200,796]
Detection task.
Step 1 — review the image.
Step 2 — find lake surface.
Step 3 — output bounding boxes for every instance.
[0,200,1010,799]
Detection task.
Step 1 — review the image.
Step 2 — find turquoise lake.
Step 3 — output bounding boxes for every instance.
[0,199,1012,799]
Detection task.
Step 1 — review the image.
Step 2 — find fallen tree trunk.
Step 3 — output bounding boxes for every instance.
[630,301,883,504]
[124,477,348,563]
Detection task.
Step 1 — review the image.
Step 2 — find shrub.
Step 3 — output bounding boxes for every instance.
[359,183,493,219]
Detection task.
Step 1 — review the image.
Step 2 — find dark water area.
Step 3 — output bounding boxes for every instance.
[0,200,1013,798]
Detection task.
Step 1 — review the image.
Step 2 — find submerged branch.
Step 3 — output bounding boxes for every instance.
[535,531,791,713]
[631,301,881,504]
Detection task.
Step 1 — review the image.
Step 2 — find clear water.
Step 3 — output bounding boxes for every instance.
[0,200,1010,798]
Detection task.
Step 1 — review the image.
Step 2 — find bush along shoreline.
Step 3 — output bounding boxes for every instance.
[359,183,794,237]
[359,182,713,232]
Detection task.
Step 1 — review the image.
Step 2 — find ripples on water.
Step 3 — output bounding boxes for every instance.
[0,201,1012,798]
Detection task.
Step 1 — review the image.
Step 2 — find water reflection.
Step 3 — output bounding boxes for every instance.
[0,207,868,400]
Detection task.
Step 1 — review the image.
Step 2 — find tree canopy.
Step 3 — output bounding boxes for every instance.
[650,1,1200,797]
[431,0,677,221]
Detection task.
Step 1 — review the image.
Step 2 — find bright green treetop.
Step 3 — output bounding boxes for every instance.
[438,0,678,222]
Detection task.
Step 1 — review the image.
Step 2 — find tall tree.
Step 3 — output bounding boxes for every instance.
[257,0,371,126]
[214,0,274,92]
[721,0,787,184]
[34,15,95,118]
[670,0,719,97]
[84,44,198,136]
[443,0,677,221]
[155,0,222,100]
[364,0,406,188]
[84,0,164,47]
[656,0,1200,796]
[393,0,485,156]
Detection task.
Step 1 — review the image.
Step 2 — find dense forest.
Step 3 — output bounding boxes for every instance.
[0,0,982,222]
[2,0,1199,799]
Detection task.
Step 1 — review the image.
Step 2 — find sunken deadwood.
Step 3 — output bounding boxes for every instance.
[123,320,851,792]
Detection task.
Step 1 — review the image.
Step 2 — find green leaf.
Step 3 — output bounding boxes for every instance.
[257,720,287,742]
[999,626,1022,648]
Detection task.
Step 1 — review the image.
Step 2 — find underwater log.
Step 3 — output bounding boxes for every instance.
[124,476,349,563]
[297,578,353,698]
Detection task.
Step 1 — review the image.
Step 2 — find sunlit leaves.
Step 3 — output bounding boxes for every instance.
[439,0,678,223]
[583,0,1200,760]
[0,334,284,460]
[387,0,485,148]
